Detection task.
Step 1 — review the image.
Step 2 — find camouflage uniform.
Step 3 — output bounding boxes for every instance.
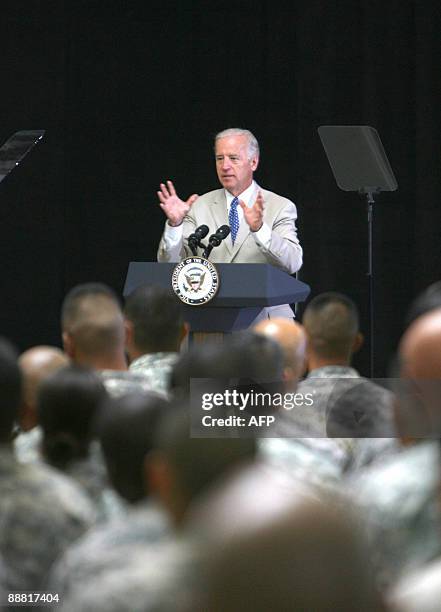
[349,441,441,588]
[49,501,168,604]
[259,437,347,492]
[291,366,396,468]
[57,535,199,612]
[129,352,179,396]
[13,425,43,464]
[14,429,124,522]
[100,369,167,398]
[0,444,95,592]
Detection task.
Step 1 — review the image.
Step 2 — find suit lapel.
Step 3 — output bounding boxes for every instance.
[231,184,261,258]
[210,190,233,255]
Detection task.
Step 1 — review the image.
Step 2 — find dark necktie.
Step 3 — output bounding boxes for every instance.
[229,197,239,244]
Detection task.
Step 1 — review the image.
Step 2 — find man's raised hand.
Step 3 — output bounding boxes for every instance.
[239,190,264,232]
[158,180,198,227]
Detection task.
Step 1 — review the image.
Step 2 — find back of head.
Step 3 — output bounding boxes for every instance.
[98,391,170,503]
[302,292,360,362]
[18,346,69,430]
[404,281,441,329]
[124,284,185,355]
[38,365,107,469]
[170,332,284,400]
[253,318,306,386]
[61,283,124,360]
[227,331,284,384]
[170,342,230,397]
[397,308,441,437]
[204,498,385,612]
[0,338,21,443]
[149,405,256,524]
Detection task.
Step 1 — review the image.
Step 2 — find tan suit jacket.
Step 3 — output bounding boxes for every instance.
[157,186,302,319]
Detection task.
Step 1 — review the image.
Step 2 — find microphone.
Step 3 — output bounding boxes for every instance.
[187,225,209,255]
[203,225,231,259]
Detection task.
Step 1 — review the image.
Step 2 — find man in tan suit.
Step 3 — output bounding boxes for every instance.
[157,128,302,318]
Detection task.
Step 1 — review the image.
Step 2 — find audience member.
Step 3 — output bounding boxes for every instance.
[350,308,441,588]
[56,405,259,611]
[0,338,95,592]
[202,498,386,612]
[404,280,441,329]
[124,284,188,395]
[49,392,170,603]
[37,365,111,518]
[253,317,348,490]
[61,282,152,396]
[296,292,397,472]
[253,317,306,388]
[14,345,69,463]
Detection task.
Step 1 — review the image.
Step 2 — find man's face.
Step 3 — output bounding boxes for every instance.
[215,134,259,196]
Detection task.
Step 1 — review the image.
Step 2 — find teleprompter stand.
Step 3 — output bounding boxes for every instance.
[318,125,398,377]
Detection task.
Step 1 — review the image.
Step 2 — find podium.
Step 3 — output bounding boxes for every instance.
[123,262,310,342]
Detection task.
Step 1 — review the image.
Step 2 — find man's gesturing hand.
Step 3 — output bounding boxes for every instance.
[158,180,198,227]
[239,191,264,232]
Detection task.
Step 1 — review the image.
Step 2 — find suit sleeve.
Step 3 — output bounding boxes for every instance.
[252,199,303,274]
[157,210,197,262]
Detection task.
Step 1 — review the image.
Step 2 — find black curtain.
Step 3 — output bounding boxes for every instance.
[0,0,439,376]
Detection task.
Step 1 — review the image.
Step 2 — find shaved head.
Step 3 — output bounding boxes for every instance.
[19,346,69,430]
[19,346,69,406]
[253,318,306,386]
[398,308,441,437]
[399,308,441,380]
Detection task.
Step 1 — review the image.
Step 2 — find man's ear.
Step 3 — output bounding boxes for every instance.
[124,319,134,349]
[251,155,259,172]
[352,332,364,354]
[144,450,172,505]
[179,322,190,346]
[62,332,75,358]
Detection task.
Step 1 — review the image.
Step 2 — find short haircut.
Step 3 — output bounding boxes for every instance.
[170,332,284,398]
[302,292,359,360]
[214,128,260,160]
[155,405,256,504]
[98,392,169,503]
[37,365,107,469]
[61,283,124,356]
[124,284,184,353]
[0,338,21,442]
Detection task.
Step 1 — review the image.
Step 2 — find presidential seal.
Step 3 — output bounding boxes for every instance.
[172,257,219,305]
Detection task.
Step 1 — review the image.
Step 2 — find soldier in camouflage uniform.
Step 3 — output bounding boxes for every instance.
[124,285,189,396]
[14,345,69,464]
[54,405,259,612]
[61,282,156,396]
[350,308,441,588]
[0,338,95,593]
[48,392,170,603]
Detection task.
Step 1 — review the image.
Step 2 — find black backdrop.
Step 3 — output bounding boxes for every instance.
[0,1,439,376]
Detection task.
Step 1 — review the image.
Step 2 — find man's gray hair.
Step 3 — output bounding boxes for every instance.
[214,128,260,160]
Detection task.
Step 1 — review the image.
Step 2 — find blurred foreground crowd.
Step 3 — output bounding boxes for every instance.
[1,281,441,611]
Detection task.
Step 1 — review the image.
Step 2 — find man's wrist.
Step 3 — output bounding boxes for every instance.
[167,219,183,228]
[251,223,263,232]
